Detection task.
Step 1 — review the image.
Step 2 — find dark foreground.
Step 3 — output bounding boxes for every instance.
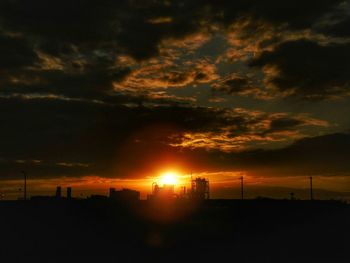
[0,199,349,263]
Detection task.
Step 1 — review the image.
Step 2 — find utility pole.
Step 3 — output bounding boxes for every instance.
[240,176,244,200]
[21,171,27,201]
[309,176,313,201]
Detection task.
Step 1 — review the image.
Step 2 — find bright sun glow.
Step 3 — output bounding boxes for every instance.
[160,171,178,185]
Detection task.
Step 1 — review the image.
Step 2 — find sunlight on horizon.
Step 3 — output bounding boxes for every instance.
[159,171,179,185]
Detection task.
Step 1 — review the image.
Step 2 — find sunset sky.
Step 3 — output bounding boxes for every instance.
[1,0,350,200]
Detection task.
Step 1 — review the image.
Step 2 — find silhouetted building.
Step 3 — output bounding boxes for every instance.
[109,188,116,197]
[180,186,187,198]
[148,183,176,200]
[55,186,62,199]
[109,188,140,202]
[30,196,53,201]
[67,187,72,199]
[191,177,209,200]
[88,195,108,200]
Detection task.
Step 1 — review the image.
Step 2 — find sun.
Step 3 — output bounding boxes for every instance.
[160,171,178,185]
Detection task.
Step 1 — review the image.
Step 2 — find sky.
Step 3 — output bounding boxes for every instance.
[0,0,350,200]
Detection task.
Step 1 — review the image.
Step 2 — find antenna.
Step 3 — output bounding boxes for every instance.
[240,176,244,200]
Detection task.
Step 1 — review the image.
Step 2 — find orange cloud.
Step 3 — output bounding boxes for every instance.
[114,58,218,91]
[170,108,329,152]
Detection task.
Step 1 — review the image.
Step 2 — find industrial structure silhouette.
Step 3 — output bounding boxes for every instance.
[23,174,319,202]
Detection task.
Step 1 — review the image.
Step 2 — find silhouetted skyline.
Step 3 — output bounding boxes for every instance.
[0,0,350,201]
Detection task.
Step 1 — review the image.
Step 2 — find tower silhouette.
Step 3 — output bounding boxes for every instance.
[56,186,62,199]
[310,176,313,201]
[67,187,72,199]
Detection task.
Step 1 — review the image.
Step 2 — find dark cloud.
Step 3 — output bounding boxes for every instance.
[5,68,130,99]
[250,39,350,99]
[242,133,350,175]
[176,133,350,177]
[0,66,134,107]
[0,0,344,60]
[0,95,328,179]
[0,34,38,70]
[208,0,342,30]
[268,118,304,132]
[319,17,350,37]
[0,0,122,43]
[0,0,347,102]
[0,0,204,60]
[114,132,350,178]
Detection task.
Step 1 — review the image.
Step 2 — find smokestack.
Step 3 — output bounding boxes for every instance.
[56,186,61,199]
[67,187,72,199]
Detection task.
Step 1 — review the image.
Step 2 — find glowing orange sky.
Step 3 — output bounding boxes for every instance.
[1,171,350,201]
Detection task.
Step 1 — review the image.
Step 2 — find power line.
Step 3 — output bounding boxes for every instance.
[21,171,27,201]
[240,176,244,200]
